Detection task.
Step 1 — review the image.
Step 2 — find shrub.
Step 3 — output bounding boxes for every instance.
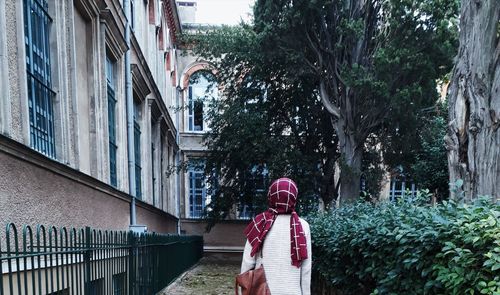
[309,196,500,295]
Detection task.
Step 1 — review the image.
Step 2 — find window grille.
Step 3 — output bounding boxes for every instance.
[188,168,206,218]
[107,56,118,187]
[134,102,142,199]
[47,289,69,295]
[23,0,56,158]
[389,175,417,201]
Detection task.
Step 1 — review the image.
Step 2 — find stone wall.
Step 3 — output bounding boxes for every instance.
[0,135,177,233]
[180,219,248,249]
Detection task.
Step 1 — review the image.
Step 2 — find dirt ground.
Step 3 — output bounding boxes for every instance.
[160,255,241,295]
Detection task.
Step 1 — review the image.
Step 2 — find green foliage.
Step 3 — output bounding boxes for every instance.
[361,136,385,199]
[253,0,459,132]
[183,0,459,214]
[184,25,340,224]
[410,102,450,200]
[254,0,459,201]
[309,197,500,294]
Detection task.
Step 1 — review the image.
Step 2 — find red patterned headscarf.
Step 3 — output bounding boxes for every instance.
[244,178,308,268]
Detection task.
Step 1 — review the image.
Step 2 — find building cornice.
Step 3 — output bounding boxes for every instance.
[100,0,127,28]
[130,34,178,137]
[180,132,206,137]
[100,9,128,57]
[180,149,209,155]
[163,0,182,45]
[132,64,152,99]
[151,103,179,150]
[74,0,100,19]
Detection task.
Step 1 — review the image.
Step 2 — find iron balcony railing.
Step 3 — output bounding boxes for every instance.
[0,223,203,295]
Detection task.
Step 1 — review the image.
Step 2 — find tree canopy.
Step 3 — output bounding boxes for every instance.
[252,0,458,202]
[182,0,459,222]
[184,25,340,223]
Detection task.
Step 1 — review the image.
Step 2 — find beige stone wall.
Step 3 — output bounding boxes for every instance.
[136,205,177,233]
[0,138,177,233]
[74,4,92,175]
[180,219,248,248]
[0,0,182,228]
[5,0,27,143]
[0,0,10,137]
[176,53,214,218]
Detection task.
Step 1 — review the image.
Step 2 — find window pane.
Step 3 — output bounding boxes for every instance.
[24,0,56,158]
[193,101,203,131]
[107,56,117,187]
[134,101,142,198]
[188,160,209,218]
[187,71,217,131]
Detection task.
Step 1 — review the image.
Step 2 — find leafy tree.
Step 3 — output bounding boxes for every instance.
[184,0,458,221]
[253,0,458,203]
[184,25,341,224]
[410,102,449,201]
[361,100,450,201]
[361,135,385,199]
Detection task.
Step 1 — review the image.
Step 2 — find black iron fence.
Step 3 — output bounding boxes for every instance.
[0,223,203,295]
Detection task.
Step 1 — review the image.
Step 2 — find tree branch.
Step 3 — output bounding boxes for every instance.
[320,80,341,119]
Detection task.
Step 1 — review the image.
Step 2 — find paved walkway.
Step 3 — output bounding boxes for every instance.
[160,256,241,295]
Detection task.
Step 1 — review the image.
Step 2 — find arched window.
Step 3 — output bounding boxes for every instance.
[187,71,217,131]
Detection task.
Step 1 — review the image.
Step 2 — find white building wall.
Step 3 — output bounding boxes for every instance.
[73,5,92,174]
[1,0,182,220]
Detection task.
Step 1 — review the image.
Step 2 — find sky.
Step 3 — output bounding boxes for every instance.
[194,0,256,25]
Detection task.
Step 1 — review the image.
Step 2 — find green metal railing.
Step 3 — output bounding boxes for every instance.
[0,224,203,295]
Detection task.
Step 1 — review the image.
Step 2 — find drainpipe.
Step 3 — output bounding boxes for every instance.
[175,59,182,234]
[124,0,137,226]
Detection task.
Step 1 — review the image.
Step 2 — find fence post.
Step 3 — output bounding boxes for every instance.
[128,231,136,295]
[84,226,91,295]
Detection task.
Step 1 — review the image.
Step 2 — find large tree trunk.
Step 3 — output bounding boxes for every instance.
[336,121,363,204]
[446,0,500,201]
[319,82,363,205]
[319,145,340,210]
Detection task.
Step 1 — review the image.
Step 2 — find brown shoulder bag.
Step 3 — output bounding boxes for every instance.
[235,250,271,295]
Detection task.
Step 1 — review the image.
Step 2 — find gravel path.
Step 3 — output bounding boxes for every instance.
[160,256,241,295]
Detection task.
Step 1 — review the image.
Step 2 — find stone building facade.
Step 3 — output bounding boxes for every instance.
[0,0,247,251]
[0,0,183,233]
[174,1,248,250]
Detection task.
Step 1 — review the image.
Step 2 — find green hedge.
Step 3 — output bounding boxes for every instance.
[309,196,500,295]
